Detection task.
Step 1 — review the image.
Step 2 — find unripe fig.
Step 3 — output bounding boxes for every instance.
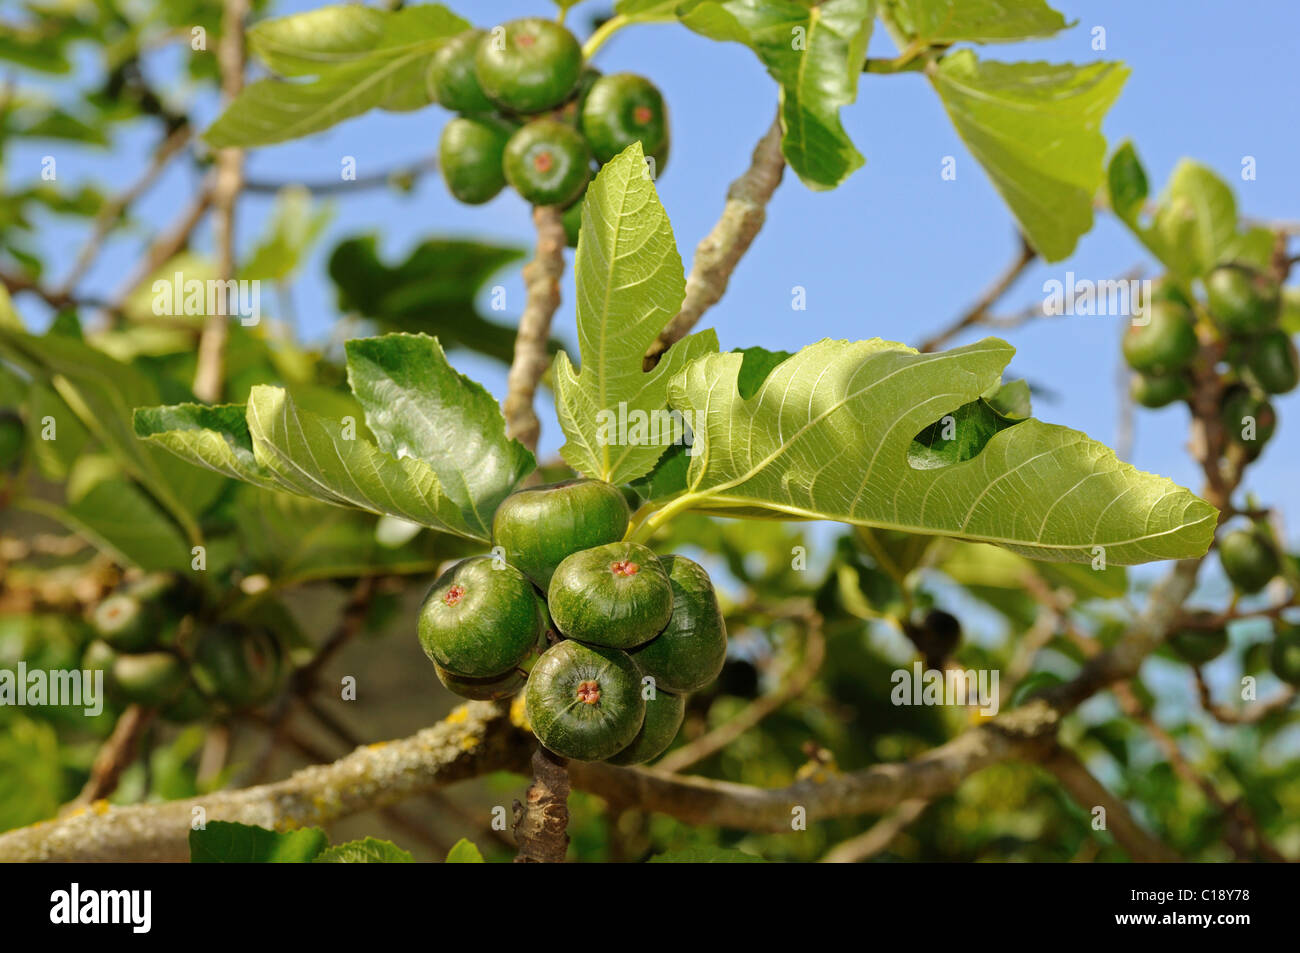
[548,542,673,649]
[82,639,119,682]
[418,556,546,678]
[579,73,669,164]
[1220,385,1275,456]
[1167,615,1229,665]
[630,555,726,693]
[1206,264,1280,336]
[474,18,582,114]
[439,116,512,204]
[435,661,528,701]
[92,594,158,652]
[1131,372,1191,408]
[1271,623,1300,686]
[491,478,630,589]
[112,651,187,707]
[1244,329,1299,394]
[1121,301,1198,373]
[606,686,684,766]
[503,118,592,206]
[525,639,645,761]
[429,29,494,114]
[1218,527,1280,594]
[192,624,283,709]
[160,681,211,723]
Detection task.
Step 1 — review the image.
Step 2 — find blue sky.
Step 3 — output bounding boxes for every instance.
[11,0,1300,545]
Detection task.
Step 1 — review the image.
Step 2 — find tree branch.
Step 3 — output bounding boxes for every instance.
[192,0,247,403]
[70,704,156,807]
[643,115,785,370]
[919,234,1035,353]
[503,205,566,453]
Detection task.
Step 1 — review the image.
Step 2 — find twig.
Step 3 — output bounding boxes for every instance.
[192,0,248,403]
[656,608,824,773]
[1041,748,1182,862]
[243,155,438,194]
[644,114,785,370]
[1193,666,1296,725]
[71,704,156,806]
[57,124,194,294]
[503,205,565,453]
[293,576,379,692]
[0,268,115,312]
[820,799,928,862]
[919,235,1035,352]
[112,181,214,307]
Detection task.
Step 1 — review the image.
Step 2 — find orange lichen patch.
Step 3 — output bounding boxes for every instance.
[460,735,480,751]
[92,800,111,815]
[366,741,389,750]
[510,694,531,731]
[446,706,470,725]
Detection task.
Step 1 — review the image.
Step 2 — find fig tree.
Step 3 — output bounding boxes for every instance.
[429,29,494,114]
[192,623,283,709]
[1217,526,1280,594]
[1206,264,1280,336]
[439,116,512,205]
[474,18,582,114]
[1121,301,1198,373]
[548,542,674,649]
[579,73,669,164]
[630,555,727,693]
[606,686,684,766]
[418,556,545,678]
[1244,329,1299,394]
[503,118,592,206]
[491,478,630,589]
[1271,623,1300,686]
[525,639,646,761]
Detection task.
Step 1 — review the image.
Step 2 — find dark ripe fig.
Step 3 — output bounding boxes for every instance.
[92,594,158,652]
[1218,527,1280,594]
[1244,329,1299,394]
[548,542,673,649]
[112,651,187,707]
[905,608,962,671]
[0,410,24,472]
[435,661,528,701]
[1206,264,1280,336]
[192,623,283,709]
[491,478,629,589]
[439,116,512,204]
[630,555,726,693]
[503,118,592,206]
[474,17,582,114]
[606,686,684,766]
[525,640,645,761]
[418,556,545,678]
[428,29,494,114]
[1220,385,1275,455]
[579,73,669,164]
[1167,614,1229,665]
[1121,300,1198,373]
[1271,623,1300,686]
[1131,372,1191,408]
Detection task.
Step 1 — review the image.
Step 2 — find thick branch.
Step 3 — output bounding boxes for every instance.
[0,701,525,862]
[503,205,566,453]
[643,115,785,370]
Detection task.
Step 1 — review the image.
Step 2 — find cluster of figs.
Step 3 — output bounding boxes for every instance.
[431,16,670,245]
[1124,262,1300,683]
[418,479,726,764]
